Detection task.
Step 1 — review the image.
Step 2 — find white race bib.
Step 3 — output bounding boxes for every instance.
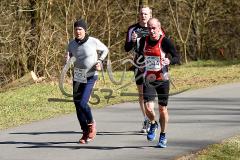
[73,68,87,83]
[145,56,161,71]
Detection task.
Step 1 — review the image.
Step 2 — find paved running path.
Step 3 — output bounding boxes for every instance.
[0,83,240,160]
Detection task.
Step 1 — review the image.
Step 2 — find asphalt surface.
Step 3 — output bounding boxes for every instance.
[0,83,240,160]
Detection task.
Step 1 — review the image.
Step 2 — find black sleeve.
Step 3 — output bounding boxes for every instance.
[136,37,146,63]
[124,25,136,52]
[161,37,180,65]
[124,41,134,52]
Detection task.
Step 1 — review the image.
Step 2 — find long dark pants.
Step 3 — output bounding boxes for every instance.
[73,75,97,132]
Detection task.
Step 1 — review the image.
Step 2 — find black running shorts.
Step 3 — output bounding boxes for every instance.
[143,80,170,106]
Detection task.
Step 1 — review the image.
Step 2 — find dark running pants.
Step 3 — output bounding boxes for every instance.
[73,75,98,132]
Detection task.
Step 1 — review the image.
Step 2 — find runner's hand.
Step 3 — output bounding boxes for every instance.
[162,58,170,65]
[95,62,102,71]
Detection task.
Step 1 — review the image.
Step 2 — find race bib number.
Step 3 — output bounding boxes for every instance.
[145,56,161,71]
[73,68,87,83]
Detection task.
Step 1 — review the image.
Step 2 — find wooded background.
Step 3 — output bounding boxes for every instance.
[0,0,239,85]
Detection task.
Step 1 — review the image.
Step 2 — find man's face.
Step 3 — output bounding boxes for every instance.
[147,19,161,41]
[74,27,85,40]
[139,7,151,25]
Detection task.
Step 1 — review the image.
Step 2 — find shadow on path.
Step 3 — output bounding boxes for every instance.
[0,140,154,150]
[9,131,145,136]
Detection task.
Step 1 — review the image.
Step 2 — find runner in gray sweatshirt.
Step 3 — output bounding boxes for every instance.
[66,19,108,144]
[68,36,108,77]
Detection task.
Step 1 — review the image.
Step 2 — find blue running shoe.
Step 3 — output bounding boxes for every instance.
[147,122,158,141]
[158,134,167,148]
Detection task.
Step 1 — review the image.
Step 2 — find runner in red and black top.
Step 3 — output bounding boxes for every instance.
[137,18,180,148]
[124,6,153,133]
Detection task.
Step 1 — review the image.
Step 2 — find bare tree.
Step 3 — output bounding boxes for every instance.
[168,0,196,63]
[1,0,239,86]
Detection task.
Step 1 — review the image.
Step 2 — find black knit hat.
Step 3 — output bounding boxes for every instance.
[74,19,87,31]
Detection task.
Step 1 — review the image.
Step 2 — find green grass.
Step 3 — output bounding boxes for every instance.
[190,136,240,160]
[0,83,74,129]
[0,60,240,159]
[177,136,240,160]
[171,60,240,90]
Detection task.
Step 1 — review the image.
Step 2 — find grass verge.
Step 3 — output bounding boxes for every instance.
[177,135,240,160]
[196,135,240,160]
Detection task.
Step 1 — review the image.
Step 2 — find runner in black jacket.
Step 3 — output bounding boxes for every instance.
[124,6,153,133]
